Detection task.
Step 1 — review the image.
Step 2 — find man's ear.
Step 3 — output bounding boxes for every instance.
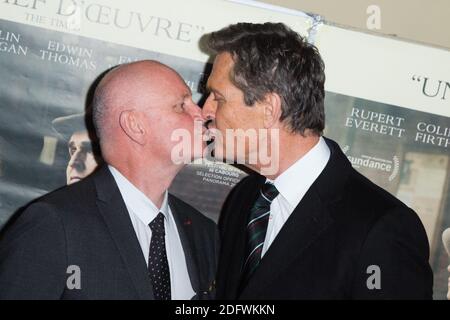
[263,92,282,128]
[119,110,146,145]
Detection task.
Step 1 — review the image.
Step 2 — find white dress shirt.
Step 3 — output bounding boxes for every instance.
[262,137,331,257]
[108,165,195,300]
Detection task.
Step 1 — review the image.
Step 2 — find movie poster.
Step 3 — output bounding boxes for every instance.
[0,0,448,299]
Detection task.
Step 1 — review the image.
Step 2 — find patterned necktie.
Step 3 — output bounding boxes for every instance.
[241,182,279,286]
[148,212,171,300]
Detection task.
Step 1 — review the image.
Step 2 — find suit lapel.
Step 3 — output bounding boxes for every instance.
[93,165,154,300]
[168,195,201,297]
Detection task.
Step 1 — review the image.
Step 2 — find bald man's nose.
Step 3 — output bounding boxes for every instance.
[189,103,204,121]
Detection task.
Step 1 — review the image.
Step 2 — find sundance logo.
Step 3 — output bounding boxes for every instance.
[342,146,400,182]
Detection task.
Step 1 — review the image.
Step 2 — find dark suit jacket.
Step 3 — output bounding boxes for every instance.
[0,165,218,300]
[216,137,433,300]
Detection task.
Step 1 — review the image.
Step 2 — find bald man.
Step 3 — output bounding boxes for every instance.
[0,61,217,300]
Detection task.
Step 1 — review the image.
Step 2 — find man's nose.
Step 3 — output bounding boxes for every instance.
[202,95,216,123]
[69,151,86,172]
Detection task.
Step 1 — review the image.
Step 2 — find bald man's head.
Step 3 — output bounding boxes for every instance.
[91,60,203,166]
[93,60,186,140]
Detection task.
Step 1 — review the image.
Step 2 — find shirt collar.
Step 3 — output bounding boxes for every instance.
[269,136,330,209]
[108,165,170,226]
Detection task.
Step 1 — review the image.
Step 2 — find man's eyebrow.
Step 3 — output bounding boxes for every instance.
[205,85,224,98]
[81,141,92,149]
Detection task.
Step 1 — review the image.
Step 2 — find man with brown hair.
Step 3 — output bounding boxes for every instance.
[202,22,432,299]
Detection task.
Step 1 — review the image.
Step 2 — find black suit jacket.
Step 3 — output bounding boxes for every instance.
[0,165,218,300]
[216,137,433,299]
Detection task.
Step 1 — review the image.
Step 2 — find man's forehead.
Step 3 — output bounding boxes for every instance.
[214,52,234,71]
[164,73,191,99]
[69,131,90,143]
[208,53,233,85]
[157,70,191,95]
[101,61,188,103]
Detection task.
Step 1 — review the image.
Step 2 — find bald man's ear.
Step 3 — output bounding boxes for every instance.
[263,92,282,129]
[119,110,146,145]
